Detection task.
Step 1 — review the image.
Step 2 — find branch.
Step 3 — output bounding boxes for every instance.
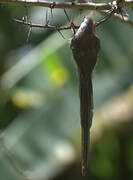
[14,18,79,30]
[1,0,133,11]
[99,10,133,28]
[1,0,133,29]
[0,0,111,10]
[14,13,133,32]
[1,0,133,10]
[112,13,133,28]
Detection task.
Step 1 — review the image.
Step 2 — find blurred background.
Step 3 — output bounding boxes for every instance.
[0,1,133,180]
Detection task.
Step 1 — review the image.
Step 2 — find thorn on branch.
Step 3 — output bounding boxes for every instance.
[50,2,56,18]
[64,9,76,34]
[64,9,71,22]
[57,30,66,39]
[27,21,32,42]
[45,9,49,25]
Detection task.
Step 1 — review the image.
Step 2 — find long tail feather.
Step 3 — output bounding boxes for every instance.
[79,74,93,176]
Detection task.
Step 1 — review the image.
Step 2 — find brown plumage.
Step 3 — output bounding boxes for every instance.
[70,16,100,175]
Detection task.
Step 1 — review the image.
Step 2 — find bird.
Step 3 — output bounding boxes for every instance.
[70,14,100,176]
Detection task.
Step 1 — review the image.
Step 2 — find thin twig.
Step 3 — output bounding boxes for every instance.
[57,30,66,39]
[14,18,80,30]
[64,9,71,22]
[26,23,32,42]
[99,10,133,28]
[112,13,133,27]
[96,10,114,26]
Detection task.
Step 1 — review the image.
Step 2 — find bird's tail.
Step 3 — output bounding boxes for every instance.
[79,74,93,176]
